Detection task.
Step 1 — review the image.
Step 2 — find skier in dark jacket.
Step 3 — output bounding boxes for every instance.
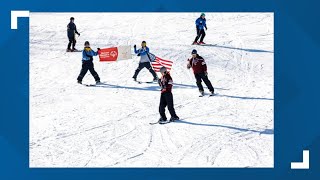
[193,13,207,45]
[67,17,80,52]
[187,49,215,96]
[132,41,158,82]
[77,41,101,84]
[158,66,179,124]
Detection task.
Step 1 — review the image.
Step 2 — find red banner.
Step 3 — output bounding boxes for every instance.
[99,47,119,61]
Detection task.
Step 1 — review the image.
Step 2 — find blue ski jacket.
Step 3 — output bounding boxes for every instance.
[134,46,150,63]
[195,17,207,30]
[82,47,98,61]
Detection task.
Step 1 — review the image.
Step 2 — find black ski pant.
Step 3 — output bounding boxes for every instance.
[194,72,214,92]
[77,61,100,82]
[194,29,206,43]
[159,92,178,120]
[67,36,76,50]
[132,62,157,79]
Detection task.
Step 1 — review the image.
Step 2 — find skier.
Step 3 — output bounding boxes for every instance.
[158,66,179,124]
[132,41,158,82]
[77,41,101,84]
[192,13,207,45]
[67,17,81,52]
[187,49,215,96]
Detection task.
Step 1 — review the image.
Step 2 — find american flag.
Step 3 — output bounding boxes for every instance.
[151,56,173,72]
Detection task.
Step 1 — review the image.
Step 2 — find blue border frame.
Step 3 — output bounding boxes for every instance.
[1,0,320,179]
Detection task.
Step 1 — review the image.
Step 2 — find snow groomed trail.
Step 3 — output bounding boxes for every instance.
[30,13,274,167]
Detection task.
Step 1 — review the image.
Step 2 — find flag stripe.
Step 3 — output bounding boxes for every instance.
[151,56,173,72]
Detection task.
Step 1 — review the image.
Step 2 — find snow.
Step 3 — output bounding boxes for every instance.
[29,13,274,167]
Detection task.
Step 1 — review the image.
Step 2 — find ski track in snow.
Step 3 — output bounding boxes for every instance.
[29,13,274,167]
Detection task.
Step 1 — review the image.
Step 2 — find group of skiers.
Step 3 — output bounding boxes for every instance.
[68,13,212,124]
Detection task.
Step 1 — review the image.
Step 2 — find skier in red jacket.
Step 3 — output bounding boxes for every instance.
[187,49,215,96]
[158,66,179,124]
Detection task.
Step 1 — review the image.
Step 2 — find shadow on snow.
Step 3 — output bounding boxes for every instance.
[175,119,274,135]
[200,44,273,53]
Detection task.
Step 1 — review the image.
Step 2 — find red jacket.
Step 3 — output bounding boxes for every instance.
[159,72,173,93]
[188,55,207,74]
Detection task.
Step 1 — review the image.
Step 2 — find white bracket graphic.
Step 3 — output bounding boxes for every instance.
[291,150,309,169]
[11,11,30,29]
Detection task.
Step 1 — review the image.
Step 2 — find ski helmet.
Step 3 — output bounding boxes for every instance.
[201,13,205,17]
[192,49,197,54]
[70,17,75,21]
[142,41,146,44]
[160,66,167,73]
[84,41,90,46]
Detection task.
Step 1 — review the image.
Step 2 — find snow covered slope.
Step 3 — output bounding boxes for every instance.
[29,13,274,167]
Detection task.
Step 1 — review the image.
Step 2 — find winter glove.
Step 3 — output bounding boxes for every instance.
[205,26,208,30]
[161,88,167,93]
[134,45,136,49]
[77,33,80,36]
[97,48,101,54]
[187,64,191,69]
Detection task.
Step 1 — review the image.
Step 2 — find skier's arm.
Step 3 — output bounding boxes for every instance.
[202,59,207,72]
[74,25,80,35]
[187,59,192,69]
[92,50,98,56]
[204,20,207,30]
[134,48,140,54]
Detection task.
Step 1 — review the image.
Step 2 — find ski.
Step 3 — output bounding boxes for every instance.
[199,93,218,97]
[137,81,155,84]
[66,49,82,52]
[149,120,170,125]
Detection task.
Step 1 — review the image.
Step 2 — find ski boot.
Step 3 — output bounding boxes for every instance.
[153,77,158,82]
[96,80,101,85]
[170,116,180,122]
[159,117,168,124]
[210,91,215,96]
[66,48,72,52]
[192,41,199,45]
[77,80,82,84]
[199,91,205,97]
[133,77,137,81]
[199,42,206,45]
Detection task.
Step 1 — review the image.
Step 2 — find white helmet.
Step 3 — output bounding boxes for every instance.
[160,66,167,73]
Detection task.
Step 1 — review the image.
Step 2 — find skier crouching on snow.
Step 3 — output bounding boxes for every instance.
[193,13,207,45]
[132,41,158,82]
[77,41,101,84]
[187,49,215,96]
[158,66,179,124]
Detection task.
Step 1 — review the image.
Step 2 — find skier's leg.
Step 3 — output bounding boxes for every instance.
[159,94,167,120]
[67,37,72,50]
[72,38,77,50]
[165,92,178,118]
[146,63,158,79]
[132,63,144,79]
[88,62,100,82]
[195,73,204,92]
[199,30,206,43]
[194,29,201,42]
[201,73,214,92]
[77,62,89,81]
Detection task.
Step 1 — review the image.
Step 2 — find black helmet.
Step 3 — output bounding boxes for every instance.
[142,41,146,44]
[191,49,197,54]
[70,17,75,20]
[84,41,90,46]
